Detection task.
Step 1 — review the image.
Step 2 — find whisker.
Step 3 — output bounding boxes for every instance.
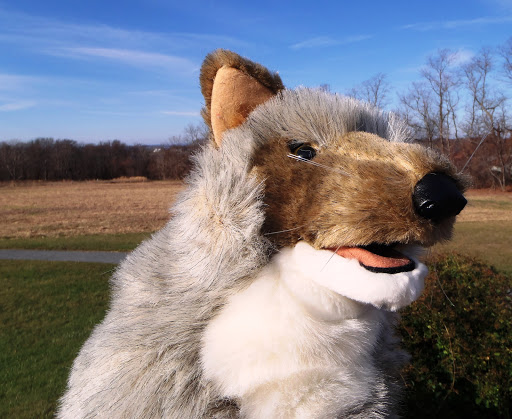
[459,131,489,174]
[321,244,343,272]
[264,224,309,236]
[287,154,350,176]
[264,213,325,237]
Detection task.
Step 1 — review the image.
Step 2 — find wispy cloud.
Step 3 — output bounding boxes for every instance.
[290,34,371,50]
[0,101,36,111]
[127,89,176,97]
[487,0,512,11]
[51,47,199,74]
[451,49,475,66]
[401,16,512,31]
[161,110,200,116]
[0,8,244,75]
[290,36,339,50]
[396,48,475,76]
[0,8,245,51]
[82,109,144,117]
[0,73,41,92]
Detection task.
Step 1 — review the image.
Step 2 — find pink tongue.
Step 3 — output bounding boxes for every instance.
[331,246,411,269]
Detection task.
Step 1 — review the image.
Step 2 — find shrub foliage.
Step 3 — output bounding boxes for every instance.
[400,254,512,418]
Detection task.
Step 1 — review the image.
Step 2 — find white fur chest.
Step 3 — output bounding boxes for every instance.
[200,242,426,401]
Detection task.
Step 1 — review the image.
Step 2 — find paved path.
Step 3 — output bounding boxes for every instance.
[0,249,128,264]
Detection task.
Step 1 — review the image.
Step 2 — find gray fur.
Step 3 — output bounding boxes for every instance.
[58,90,411,418]
[246,89,411,147]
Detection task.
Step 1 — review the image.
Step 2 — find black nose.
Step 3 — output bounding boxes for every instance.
[413,173,467,222]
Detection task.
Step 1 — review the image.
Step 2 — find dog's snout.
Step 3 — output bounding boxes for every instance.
[413,172,467,222]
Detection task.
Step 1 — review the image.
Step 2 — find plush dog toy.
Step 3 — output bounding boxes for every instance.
[58,50,467,418]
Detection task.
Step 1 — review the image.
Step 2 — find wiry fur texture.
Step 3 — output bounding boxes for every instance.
[58,136,268,418]
[58,50,466,418]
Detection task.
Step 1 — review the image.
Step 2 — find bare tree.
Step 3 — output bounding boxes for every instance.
[347,73,391,108]
[499,37,512,84]
[462,48,506,134]
[420,49,460,154]
[184,121,209,144]
[362,73,391,108]
[169,122,209,146]
[398,82,438,147]
[462,48,509,189]
[0,140,26,180]
[446,89,461,140]
[460,86,481,139]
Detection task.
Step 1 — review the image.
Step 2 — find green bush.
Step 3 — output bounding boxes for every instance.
[400,254,512,418]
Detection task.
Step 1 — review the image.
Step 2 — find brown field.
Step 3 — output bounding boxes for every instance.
[1,180,511,273]
[0,180,184,238]
[1,181,511,244]
[454,189,512,222]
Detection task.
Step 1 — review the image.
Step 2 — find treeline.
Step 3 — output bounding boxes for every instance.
[1,133,511,188]
[0,122,210,182]
[0,137,204,182]
[2,34,512,188]
[435,135,512,189]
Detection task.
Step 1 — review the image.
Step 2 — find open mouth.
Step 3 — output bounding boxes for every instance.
[326,243,416,274]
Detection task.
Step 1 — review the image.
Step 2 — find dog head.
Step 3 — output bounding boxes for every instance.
[199,49,467,309]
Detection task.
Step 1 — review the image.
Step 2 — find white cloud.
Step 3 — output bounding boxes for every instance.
[400,22,436,31]
[485,0,512,11]
[450,49,475,66]
[161,110,200,116]
[0,8,245,53]
[444,16,512,28]
[401,15,512,31]
[0,73,41,92]
[52,47,199,74]
[127,89,175,97]
[290,34,371,50]
[82,109,142,117]
[0,8,245,77]
[0,101,36,111]
[344,35,373,43]
[291,36,339,50]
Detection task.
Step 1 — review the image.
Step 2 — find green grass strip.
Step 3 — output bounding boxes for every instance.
[0,260,113,418]
[433,220,512,276]
[0,233,151,252]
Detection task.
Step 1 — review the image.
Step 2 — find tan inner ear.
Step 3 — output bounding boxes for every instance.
[211,66,275,146]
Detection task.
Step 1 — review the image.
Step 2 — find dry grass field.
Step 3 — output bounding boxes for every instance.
[1,180,511,273]
[453,188,512,222]
[0,180,184,238]
[430,189,512,274]
[1,181,510,237]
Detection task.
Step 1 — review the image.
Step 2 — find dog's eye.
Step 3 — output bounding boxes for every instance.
[289,144,316,160]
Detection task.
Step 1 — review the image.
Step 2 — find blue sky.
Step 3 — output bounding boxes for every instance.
[0,0,511,144]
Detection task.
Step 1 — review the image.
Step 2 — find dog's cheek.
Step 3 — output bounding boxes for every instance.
[252,143,324,247]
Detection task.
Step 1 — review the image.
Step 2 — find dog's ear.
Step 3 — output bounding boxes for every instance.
[200,49,284,146]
